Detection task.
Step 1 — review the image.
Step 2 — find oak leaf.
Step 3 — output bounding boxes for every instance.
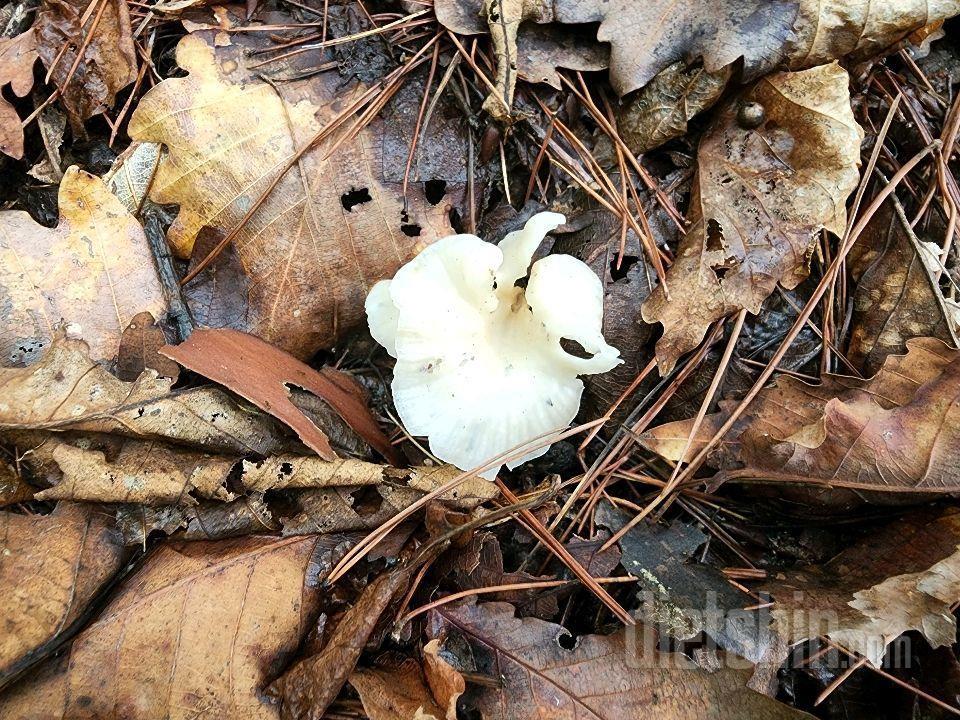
[847,201,953,374]
[35,0,137,122]
[641,64,863,373]
[427,600,814,719]
[128,34,453,358]
[640,337,960,498]
[760,508,960,666]
[0,30,38,158]
[0,337,285,455]
[0,534,331,720]
[0,503,128,685]
[349,659,447,720]
[0,167,167,366]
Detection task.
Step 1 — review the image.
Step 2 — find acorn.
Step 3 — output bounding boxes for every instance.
[737,101,766,129]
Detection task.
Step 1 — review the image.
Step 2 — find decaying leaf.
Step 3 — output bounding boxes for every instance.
[268,562,421,720]
[596,502,782,677]
[161,328,398,463]
[0,167,167,366]
[0,30,38,158]
[115,494,280,545]
[640,337,960,498]
[116,312,180,382]
[847,201,953,374]
[616,62,732,154]
[761,507,960,666]
[422,639,463,720]
[35,0,137,122]
[0,460,32,506]
[128,34,453,358]
[436,0,960,114]
[641,64,863,373]
[0,503,127,684]
[428,600,814,719]
[349,659,446,720]
[0,337,285,455]
[0,534,330,720]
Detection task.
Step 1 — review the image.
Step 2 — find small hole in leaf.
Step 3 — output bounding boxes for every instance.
[425,179,447,205]
[609,254,639,281]
[712,264,731,281]
[705,218,724,253]
[560,338,594,360]
[341,187,372,211]
[279,462,294,477]
[349,485,384,517]
[401,223,422,237]
[557,632,577,650]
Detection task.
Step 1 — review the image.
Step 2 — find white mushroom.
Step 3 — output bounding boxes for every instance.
[366,212,621,479]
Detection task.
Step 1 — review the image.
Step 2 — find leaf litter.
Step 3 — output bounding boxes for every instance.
[1,0,960,718]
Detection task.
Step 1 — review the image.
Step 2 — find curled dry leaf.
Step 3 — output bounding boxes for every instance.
[129,34,453,358]
[26,434,495,509]
[35,0,137,122]
[0,167,167,366]
[422,639,463,720]
[847,200,953,374]
[0,503,128,684]
[760,508,960,666]
[0,534,331,720]
[641,64,863,374]
[428,600,815,719]
[0,30,38,158]
[349,659,446,720]
[616,62,732,155]
[267,562,421,720]
[0,336,285,455]
[640,337,960,499]
[160,328,398,463]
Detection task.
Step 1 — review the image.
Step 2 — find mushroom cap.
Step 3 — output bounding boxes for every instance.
[365,212,621,478]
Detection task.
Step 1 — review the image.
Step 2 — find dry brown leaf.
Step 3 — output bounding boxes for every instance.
[0,336,285,455]
[128,34,453,358]
[0,167,167,366]
[29,439,233,505]
[847,201,953,374]
[641,64,863,373]
[0,30,38,159]
[640,337,960,498]
[616,62,732,154]
[116,312,180,382]
[0,534,330,720]
[422,639,463,720]
[761,508,960,666]
[35,0,137,122]
[161,328,398,463]
[427,600,814,719]
[114,494,280,545]
[267,562,420,720]
[26,436,494,507]
[0,503,127,684]
[349,660,446,720]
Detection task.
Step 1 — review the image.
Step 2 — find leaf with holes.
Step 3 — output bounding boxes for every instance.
[128,33,454,359]
[641,63,863,374]
[427,600,814,719]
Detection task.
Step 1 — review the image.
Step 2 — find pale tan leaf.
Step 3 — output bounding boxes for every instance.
[350,660,445,720]
[0,167,167,366]
[641,64,863,373]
